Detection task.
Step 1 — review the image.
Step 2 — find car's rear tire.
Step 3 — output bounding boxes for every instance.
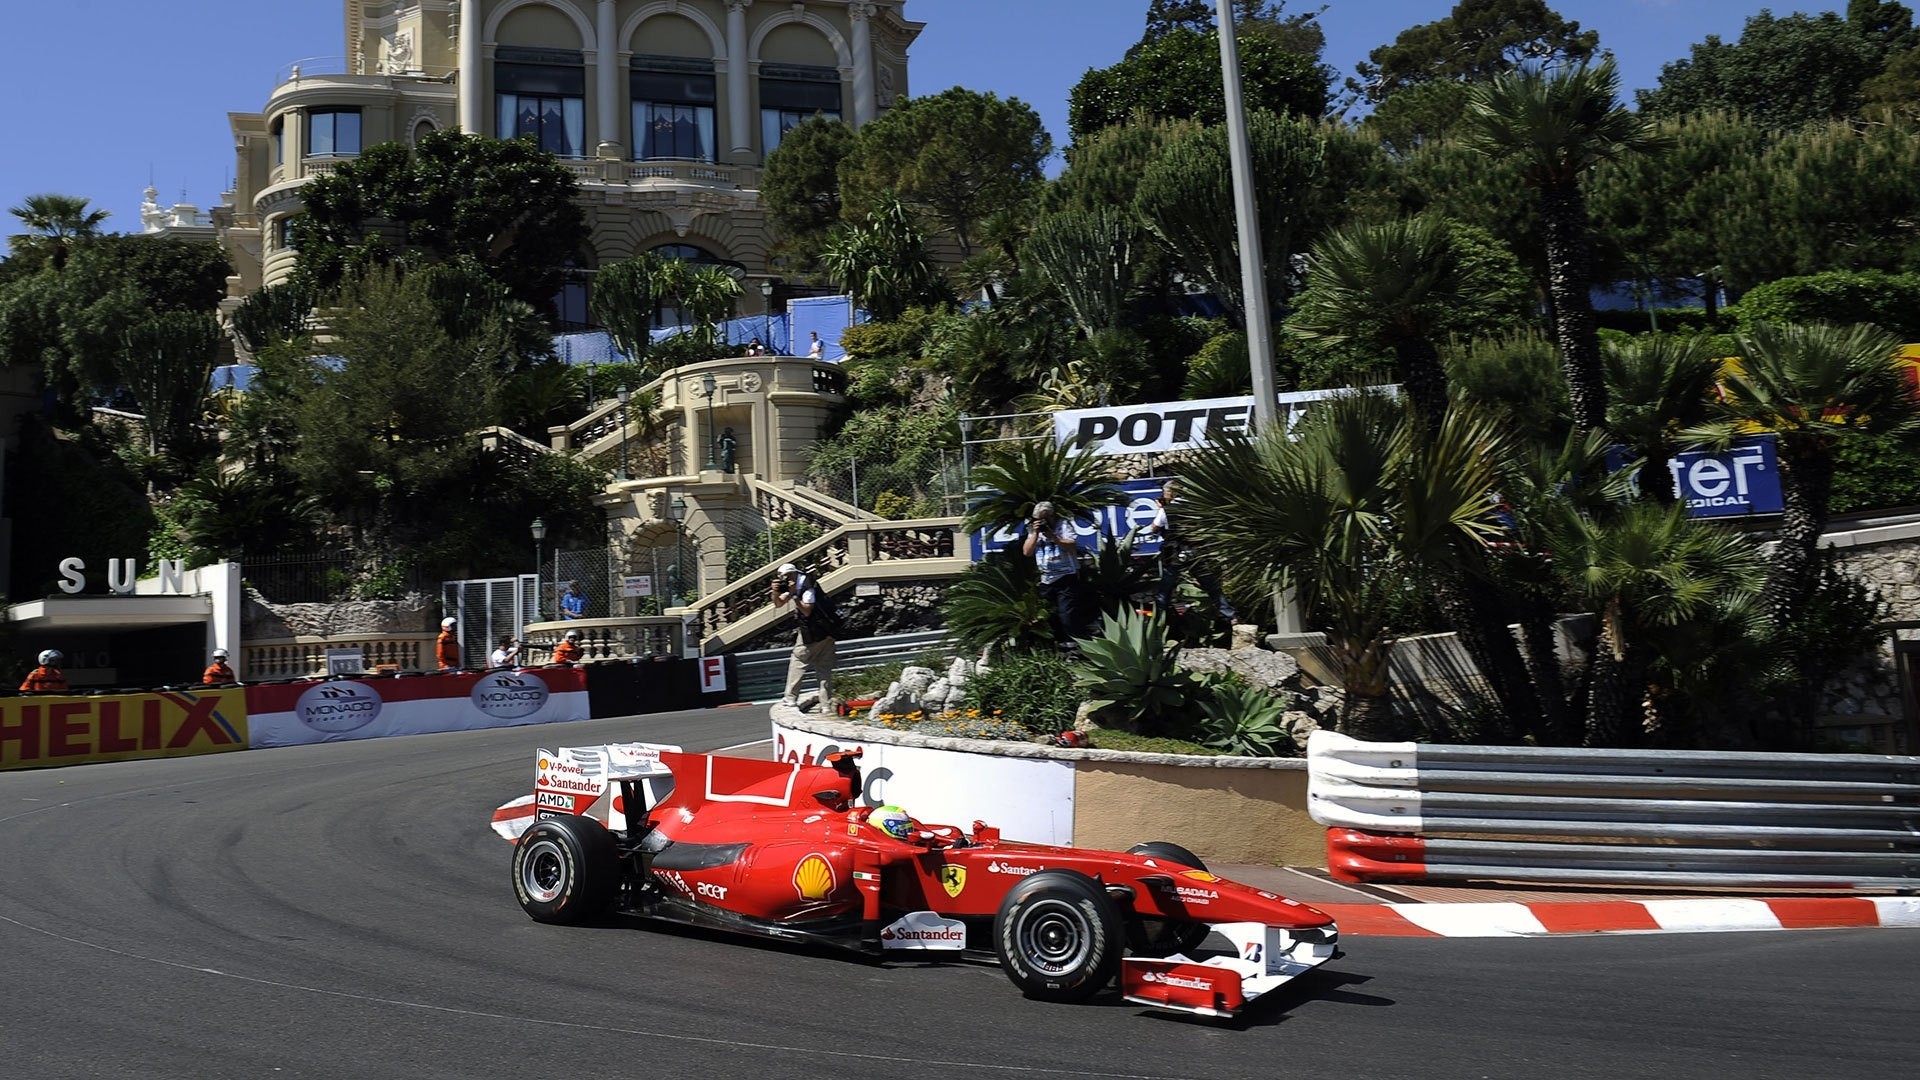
[993,869,1122,1002]
[1126,841,1212,957]
[512,815,618,924]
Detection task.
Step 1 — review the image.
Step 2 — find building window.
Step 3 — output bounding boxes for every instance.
[632,58,716,161]
[496,53,586,158]
[759,66,841,154]
[306,109,361,157]
[552,258,590,330]
[270,117,284,166]
[272,217,297,251]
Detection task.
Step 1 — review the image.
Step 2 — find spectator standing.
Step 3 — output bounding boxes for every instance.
[436,617,461,671]
[1022,501,1092,649]
[490,636,522,668]
[1149,478,1234,621]
[807,331,824,360]
[560,581,588,620]
[19,649,67,692]
[771,562,838,710]
[553,629,584,664]
[202,648,236,685]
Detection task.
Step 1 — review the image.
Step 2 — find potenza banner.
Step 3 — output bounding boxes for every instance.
[245,667,589,748]
[772,721,1075,845]
[1052,387,1389,456]
[1,688,248,771]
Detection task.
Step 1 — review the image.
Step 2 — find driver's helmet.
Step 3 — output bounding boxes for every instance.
[37,649,62,667]
[868,805,913,841]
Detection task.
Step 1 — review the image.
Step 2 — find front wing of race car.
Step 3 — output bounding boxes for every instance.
[1120,921,1338,1018]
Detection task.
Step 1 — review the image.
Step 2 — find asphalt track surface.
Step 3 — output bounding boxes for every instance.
[4,707,1918,1080]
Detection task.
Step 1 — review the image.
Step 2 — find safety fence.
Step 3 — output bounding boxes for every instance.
[734,629,949,703]
[1307,730,1920,891]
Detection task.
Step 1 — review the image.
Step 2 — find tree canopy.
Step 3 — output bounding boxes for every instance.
[1638,9,1901,128]
[1069,26,1329,142]
[289,130,588,315]
[838,87,1051,256]
[1348,0,1599,106]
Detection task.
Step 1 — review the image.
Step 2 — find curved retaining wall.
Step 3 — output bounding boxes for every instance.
[770,710,1319,866]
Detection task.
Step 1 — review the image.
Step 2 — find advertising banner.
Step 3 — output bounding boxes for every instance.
[1,688,248,771]
[245,667,590,748]
[1606,435,1784,518]
[772,721,1075,845]
[969,477,1168,561]
[1051,387,1383,456]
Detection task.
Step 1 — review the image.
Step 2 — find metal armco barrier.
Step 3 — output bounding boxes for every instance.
[1307,730,1920,891]
[733,630,949,703]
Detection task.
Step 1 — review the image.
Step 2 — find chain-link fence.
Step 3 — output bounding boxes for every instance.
[806,448,964,517]
[547,546,621,622]
[242,550,433,604]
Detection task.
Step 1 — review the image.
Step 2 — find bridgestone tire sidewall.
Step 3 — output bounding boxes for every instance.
[993,871,1120,1001]
[512,819,609,923]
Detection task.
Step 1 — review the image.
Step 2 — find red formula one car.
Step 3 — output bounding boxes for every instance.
[505,743,1339,1018]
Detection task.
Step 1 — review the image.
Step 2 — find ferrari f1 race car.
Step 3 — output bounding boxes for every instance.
[504,743,1339,1019]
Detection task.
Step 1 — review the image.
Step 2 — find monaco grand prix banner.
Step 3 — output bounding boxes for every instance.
[2,688,248,771]
[245,667,589,748]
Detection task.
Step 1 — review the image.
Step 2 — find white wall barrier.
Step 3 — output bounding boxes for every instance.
[772,720,1075,846]
[1308,730,1920,890]
[248,667,590,748]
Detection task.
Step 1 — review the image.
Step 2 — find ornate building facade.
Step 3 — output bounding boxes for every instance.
[215,1,922,308]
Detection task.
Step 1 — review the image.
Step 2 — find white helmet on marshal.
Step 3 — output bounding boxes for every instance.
[38,649,63,666]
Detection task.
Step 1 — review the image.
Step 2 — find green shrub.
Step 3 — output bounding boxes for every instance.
[1830,431,1920,514]
[962,650,1082,735]
[1195,675,1294,756]
[838,661,904,701]
[943,553,1053,653]
[1734,272,1920,340]
[1074,609,1201,733]
[1086,729,1223,755]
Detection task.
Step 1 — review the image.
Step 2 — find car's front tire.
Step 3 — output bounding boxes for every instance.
[512,815,617,924]
[1125,841,1212,956]
[993,869,1121,1002]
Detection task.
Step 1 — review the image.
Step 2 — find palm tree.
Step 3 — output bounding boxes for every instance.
[1704,321,1920,628]
[961,437,1123,537]
[7,193,110,269]
[1180,392,1510,740]
[681,265,743,348]
[1545,501,1763,747]
[1288,215,1478,424]
[1602,334,1723,506]
[1462,60,1659,436]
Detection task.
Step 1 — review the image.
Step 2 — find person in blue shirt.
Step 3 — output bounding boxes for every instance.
[560,581,587,620]
[1021,501,1092,651]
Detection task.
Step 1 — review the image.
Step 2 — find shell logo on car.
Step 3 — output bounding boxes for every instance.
[793,853,836,900]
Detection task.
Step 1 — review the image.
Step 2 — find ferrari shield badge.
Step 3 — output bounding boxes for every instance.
[938,865,966,898]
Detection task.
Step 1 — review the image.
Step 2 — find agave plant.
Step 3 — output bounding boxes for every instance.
[1195,677,1293,757]
[1072,609,1200,733]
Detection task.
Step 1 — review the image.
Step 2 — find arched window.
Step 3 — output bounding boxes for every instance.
[632,56,716,161]
[495,47,586,158]
[759,64,841,153]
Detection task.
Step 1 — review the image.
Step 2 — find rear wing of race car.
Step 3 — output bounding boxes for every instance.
[528,741,682,832]
[1120,921,1338,1019]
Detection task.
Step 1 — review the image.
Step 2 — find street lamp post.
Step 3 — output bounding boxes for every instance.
[530,517,547,622]
[616,384,631,480]
[669,494,688,603]
[701,372,718,469]
[759,279,776,352]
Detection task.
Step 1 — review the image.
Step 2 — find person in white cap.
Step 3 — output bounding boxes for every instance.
[202,648,236,685]
[436,617,461,671]
[770,562,838,709]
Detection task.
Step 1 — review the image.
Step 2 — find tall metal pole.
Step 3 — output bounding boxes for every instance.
[1218,0,1301,635]
[1216,0,1277,434]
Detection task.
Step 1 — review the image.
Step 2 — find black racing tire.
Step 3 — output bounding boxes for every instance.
[1125,841,1212,957]
[512,815,619,924]
[992,869,1122,1002]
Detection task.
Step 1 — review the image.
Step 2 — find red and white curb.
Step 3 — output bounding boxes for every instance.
[1319,897,1920,937]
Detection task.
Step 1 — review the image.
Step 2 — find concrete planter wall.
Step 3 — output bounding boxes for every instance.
[771,709,1318,866]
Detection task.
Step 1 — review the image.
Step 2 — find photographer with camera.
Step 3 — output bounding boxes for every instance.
[772,562,839,710]
[1021,501,1093,652]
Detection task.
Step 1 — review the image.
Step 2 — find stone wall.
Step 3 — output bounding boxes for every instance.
[1822,538,1919,725]
[241,589,437,640]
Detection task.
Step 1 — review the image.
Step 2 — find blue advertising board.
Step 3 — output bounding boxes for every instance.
[968,478,1171,561]
[1606,434,1783,518]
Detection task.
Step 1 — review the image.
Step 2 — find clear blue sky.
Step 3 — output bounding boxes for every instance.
[1,1,1833,236]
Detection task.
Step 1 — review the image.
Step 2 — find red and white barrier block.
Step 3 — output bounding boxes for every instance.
[1319,896,1920,938]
